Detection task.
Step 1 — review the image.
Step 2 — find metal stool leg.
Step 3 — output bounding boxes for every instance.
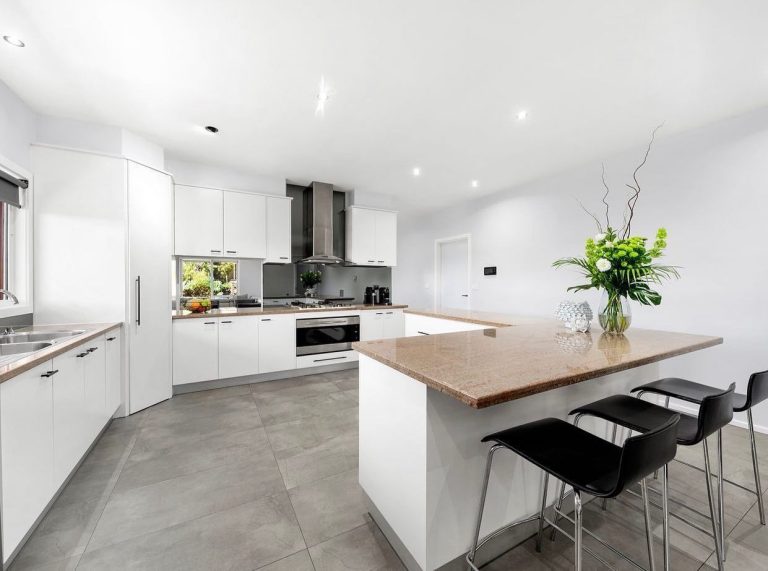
[717,429,726,561]
[703,438,725,571]
[748,409,766,525]
[662,464,670,571]
[550,414,583,541]
[640,478,657,571]
[602,423,619,511]
[653,396,671,480]
[536,472,550,552]
[574,490,583,571]
[468,444,502,565]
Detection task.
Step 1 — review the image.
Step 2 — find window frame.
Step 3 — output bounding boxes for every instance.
[0,153,32,319]
[176,257,240,306]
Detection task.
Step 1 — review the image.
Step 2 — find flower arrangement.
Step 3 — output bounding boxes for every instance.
[553,126,680,334]
[299,270,322,296]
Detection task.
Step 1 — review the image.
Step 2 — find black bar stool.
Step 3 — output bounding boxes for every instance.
[467,414,679,571]
[632,371,768,526]
[554,383,735,571]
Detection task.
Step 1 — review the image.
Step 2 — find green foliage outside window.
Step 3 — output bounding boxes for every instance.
[181,260,237,297]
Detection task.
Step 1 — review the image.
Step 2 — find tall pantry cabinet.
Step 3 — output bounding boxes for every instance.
[32,146,173,414]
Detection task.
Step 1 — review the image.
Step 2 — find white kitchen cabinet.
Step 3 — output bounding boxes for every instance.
[173,319,220,385]
[266,196,292,263]
[346,206,398,266]
[361,309,404,340]
[1,361,55,556]
[52,345,87,484]
[174,185,223,256]
[219,317,260,379]
[223,191,267,259]
[296,350,358,369]
[83,335,107,439]
[382,309,405,338]
[258,314,296,373]
[404,313,491,337]
[105,330,122,416]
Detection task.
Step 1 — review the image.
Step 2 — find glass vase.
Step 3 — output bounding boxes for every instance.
[598,290,632,334]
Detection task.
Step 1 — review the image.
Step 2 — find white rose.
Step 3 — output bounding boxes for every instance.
[605,241,614,248]
[595,233,606,242]
[596,258,611,272]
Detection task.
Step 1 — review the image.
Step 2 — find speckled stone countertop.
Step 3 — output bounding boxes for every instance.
[0,323,122,384]
[172,304,409,319]
[403,307,546,328]
[354,320,723,408]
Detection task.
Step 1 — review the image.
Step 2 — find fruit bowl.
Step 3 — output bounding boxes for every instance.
[184,298,211,314]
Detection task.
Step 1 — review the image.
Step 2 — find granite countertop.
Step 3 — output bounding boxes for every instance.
[354,319,722,408]
[172,304,409,319]
[403,307,546,328]
[0,323,123,384]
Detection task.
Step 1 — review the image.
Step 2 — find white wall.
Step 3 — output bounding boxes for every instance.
[0,80,36,170]
[395,107,768,429]
[165,156,285,195]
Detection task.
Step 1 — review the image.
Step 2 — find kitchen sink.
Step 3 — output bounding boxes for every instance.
[0,330,86,344]
[0,341,53,355]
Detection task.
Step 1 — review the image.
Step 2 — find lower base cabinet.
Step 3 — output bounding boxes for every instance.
[257,314,296,374]
[52,346,87,484]
[219,317,259,379]
[360,309,404,340]
[172,319,219,385]
[105,330,122,414]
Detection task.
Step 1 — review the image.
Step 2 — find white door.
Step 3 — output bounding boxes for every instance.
[105,330,122,415]
[219,317,260,379]
[128,163,173,413]
[223,191,267,258]
[173,319,220,384]
[174,185,223,256]
[437,237,470,310]
[1,361,55,556]
[258,314,296,373]
[83,335,107,439]
[52,347,87,484]
[266,196,292,263]
[375,211,397,266]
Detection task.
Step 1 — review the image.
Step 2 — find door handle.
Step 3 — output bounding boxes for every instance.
[211,249,221,253]
[461,294,469,297]
[313,356,348,363]
[226,250,237,254]
[417,331,430,336]
[106,336,116,341]
[40,369,59,378]
[135,276,141,326]
[221,320,233,324]
[261,318,272,322]
[76,352,89,358]
[87,347,99,353]
[203,321,216,325]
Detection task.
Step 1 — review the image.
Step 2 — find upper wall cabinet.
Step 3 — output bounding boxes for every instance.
[266,196,292,263]
[346,206,397,266]
[174,185,224,257]
[223,191,267,258]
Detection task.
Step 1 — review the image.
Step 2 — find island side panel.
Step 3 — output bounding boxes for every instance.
[424,362,661,570]
[359,355,429,570]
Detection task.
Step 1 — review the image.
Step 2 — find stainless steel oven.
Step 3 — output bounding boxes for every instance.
[296,315,360,356]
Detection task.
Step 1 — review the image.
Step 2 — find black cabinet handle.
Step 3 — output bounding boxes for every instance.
[135,275,141,326]
[279,256,289,259]
[417,331,430,336]
[313,356,347,363]
[226,250,237,254]
[221,320,233,324]
[87,347,98,353]
[41,369,59,378]
[367,260,375,263]
[76,352,89,358]
[211,249,221,253]
[203,321,216,325]
[106,336,116,341]
[378,260,385,263]
[261,318,272,322]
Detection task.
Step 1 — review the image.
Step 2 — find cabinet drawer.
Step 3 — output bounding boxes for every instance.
[296,350,358,369]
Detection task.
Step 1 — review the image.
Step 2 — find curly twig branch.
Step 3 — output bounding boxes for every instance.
[576,197,603,232]
[600,163,611,229]
[621,123,664,238]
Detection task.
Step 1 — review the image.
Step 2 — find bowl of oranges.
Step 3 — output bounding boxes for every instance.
[184,298,212,314]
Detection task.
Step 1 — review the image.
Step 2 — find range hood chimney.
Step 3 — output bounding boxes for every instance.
[300,182,345,264]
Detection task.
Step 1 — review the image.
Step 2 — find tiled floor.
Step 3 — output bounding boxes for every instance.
[10,369,768,570]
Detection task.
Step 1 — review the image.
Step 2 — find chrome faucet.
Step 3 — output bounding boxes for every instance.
[0,289,18,304]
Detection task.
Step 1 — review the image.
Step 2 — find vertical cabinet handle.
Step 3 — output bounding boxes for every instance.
[135,275,141,326]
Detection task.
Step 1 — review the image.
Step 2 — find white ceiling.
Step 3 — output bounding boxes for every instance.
[2,0,768,211]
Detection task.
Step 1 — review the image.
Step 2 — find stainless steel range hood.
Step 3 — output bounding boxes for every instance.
[300,182,346,264]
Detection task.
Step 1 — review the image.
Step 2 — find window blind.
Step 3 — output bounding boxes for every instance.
[0,169,27,208]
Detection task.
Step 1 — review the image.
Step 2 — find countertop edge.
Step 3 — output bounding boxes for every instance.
[355,334,724,409]
[0,323,123,384]
[172,305,409,319]
[402,308,516,328]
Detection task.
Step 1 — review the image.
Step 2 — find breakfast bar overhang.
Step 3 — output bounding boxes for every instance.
[354,319,722,571]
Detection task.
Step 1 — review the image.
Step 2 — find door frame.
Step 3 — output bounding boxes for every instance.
[434,234,472,309]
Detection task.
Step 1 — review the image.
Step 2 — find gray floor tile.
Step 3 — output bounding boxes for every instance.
[265,406,357,453]
[143,394,260,429]
[309,522,405,571]
[275,429,358,489]
[290,469,369,546]
[87,456,285,550]
[78,493,305,571]
[9,555,80,571]
[255,388,357,426]
[256,549,315,571]
[251,374,340,400]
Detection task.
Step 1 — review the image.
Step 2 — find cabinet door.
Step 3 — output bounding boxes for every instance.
[219,317,259,379]
[266,197,292,263]
[174,185,223,256]
[173,319,219,385]
[52,346,87,484]
[375,210,397,266]
[83,335,107,439]
[382,310,404,339]
[105,329,122,416]
[347,208,378,265]
[258,314,296,373]
[223,191,267,259]
[1,360,55,556]
[129,163,173,413]
[360,310,384,341]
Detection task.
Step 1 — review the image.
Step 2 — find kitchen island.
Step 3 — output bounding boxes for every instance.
[354,317,722,570]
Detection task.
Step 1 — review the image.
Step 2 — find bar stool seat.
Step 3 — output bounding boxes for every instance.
[631,377,749,410]
[482,418,623,498]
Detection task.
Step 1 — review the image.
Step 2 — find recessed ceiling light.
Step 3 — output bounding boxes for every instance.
[471,180,479,188]
[3,35,25,48]
[516,110,528,121]
[412,167,421,177]
[204,125,219,134]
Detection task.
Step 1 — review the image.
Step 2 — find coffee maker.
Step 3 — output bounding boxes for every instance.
[379,287,391,305]
[364,285,391,305]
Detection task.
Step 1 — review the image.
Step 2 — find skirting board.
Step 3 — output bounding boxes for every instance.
[173,361,358,395]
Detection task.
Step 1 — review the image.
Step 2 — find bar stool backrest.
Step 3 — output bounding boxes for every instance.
[694,383,736,443]
[746,370,768,409]
[612,414,680,497]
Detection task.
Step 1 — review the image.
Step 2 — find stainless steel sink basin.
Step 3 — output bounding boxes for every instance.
[0,330,85,344]
[0,341,53,355]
